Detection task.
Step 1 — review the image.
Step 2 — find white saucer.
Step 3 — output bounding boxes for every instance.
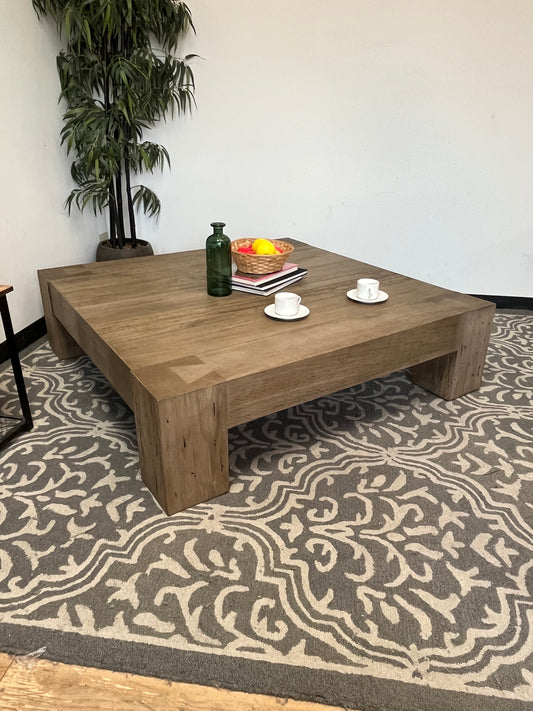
[347,289,389,304]
[264,303,310,321]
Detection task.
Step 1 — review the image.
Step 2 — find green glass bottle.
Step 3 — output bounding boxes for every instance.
[206,222,232,297]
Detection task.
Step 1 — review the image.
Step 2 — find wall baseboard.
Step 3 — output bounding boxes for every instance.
[1,296,531,366]
[471,295,533,310]
[0,317,47,366]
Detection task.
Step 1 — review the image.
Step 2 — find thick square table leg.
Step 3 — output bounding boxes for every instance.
[133,380,229,515]
[410,304,495,400]
[38,268,84,359]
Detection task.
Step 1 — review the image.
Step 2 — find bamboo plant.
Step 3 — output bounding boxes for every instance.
[32,0,196,250]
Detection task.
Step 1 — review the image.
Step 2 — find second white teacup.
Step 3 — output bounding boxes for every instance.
[356,278,380,300]
[275,291,301,316]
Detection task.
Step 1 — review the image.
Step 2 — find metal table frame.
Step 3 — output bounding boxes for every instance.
[0,285,33,447]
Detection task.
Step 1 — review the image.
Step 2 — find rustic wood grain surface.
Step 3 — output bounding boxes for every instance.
[0,653,357,711]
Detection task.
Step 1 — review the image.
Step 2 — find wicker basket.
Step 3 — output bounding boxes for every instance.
[231,239,294,274]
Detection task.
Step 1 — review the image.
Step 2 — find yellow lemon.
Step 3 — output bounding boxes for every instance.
[255,241,277,255]
[252,238,268,252]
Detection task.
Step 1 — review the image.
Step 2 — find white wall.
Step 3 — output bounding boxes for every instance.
[2,0,532,332]
[0,1,103,332]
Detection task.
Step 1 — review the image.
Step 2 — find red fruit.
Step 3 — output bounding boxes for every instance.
[237,246,255,253]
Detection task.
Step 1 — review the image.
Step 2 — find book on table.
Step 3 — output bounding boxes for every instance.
[231,262,299,285]
[231,265,307,295]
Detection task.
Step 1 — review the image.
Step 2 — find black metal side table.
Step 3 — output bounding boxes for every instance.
[0,285,33,446]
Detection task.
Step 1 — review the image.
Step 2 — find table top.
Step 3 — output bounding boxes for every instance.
[46,241,489,393]
[0,285,13,299]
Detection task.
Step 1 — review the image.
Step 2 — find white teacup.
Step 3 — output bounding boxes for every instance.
[356,278,380,301]
[275,291,301,316]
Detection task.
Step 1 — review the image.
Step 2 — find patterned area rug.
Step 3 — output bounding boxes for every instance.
[0,314,531,711]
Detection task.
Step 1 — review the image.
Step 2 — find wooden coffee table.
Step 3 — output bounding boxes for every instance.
[38,241,495,515]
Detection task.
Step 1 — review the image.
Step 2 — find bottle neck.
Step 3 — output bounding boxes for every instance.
[211,222,226,235]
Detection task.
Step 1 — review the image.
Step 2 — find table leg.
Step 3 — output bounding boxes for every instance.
[410,304,495,400]
[0,295,33,431]
[133,379,229,515]
[38,269,84,359]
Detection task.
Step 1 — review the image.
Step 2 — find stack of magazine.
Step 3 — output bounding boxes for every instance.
[232,263,307,296]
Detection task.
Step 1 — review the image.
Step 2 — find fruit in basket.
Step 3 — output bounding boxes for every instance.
[255,241,277,255]
[252,238,268,252]
[250,238,281,255]
[237,246,254,253]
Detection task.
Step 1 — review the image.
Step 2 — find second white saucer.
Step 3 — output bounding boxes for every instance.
[264,303,310,321]
[347,289,389,304]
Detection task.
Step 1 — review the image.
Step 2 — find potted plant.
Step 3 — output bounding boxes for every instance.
[32,0,196,260]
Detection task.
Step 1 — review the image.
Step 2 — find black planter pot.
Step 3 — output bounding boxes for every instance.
[96,239,154,262]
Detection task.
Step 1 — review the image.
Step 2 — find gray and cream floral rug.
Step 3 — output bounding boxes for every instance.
[0,313,531,711]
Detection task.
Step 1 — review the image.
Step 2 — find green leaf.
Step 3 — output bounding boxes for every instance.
[83,18,92,50]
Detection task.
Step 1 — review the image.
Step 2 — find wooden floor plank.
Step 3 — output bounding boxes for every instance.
[0,653,13,680]
[0,657,357,711]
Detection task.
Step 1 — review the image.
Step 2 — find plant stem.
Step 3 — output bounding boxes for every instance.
[114,170,126,247]
[108,180,118,248]
[124,153,137,247]
[103,39,117,249]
